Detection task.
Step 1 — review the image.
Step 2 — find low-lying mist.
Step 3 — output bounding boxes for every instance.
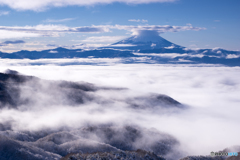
[0,60,240,158]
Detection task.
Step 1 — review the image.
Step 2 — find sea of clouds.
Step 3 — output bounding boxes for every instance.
[0,58,239,157]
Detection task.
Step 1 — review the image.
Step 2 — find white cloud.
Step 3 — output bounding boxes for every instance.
[0,63,239,157]
[49,50,58,53]
[212,47,221,51]
[128,19,148,23]
[226,54,240,59]
[109,44,136,47]
[0,24,109,33]
[71,43,108,49]
[0,0,176,11]
[110,24,206,34]
[0,10,9,16]
[0,24,206,39]
[151,43,156,47]
[0,25,110,39]
[43,18,76,23]
[164,45,175,49]
[81,36,126,43]
[108,44,136,47]
[0,30,40,39]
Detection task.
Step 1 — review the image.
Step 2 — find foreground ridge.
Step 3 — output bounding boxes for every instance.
[61,149,166,160]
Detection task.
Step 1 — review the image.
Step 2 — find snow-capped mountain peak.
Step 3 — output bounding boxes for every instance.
[111,30,181,50]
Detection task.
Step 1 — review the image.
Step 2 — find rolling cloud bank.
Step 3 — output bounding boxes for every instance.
[0,62,240,159]
[0,0,239,159]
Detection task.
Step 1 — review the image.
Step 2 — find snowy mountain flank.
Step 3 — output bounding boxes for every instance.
[110,30,182,50]
[0,30,239,66]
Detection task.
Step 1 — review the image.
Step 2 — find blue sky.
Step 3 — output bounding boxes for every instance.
[0,0,239,52]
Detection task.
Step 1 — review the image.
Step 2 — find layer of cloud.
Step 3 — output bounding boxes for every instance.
[0,0,176,11]
[0,25,109,35]
[0,63,239,157]
[43,18,76,23]
[81,36,126,43]
[110,24,206,34]
[226,54,240,59]
[0,30,40,39]
[0,25,110,40]
[0,24,206,39]
[128,19,148,23]
[0,40,25,46]
[0,10,9,16]
[71,43,108,49]
[46,44,58,47]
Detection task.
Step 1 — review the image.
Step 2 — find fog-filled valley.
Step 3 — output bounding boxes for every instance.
[0,61,239,160]
[0,0,239,159]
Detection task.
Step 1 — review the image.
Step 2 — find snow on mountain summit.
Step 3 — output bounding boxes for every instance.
[111,30,182,50]
[119,30,167,43]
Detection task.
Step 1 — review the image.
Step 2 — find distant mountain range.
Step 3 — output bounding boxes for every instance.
[0,31,239,66]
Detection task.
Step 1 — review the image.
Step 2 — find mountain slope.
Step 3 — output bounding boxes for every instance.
[61,149,166,160]
[0,135,61,160]
[110,30,182,50]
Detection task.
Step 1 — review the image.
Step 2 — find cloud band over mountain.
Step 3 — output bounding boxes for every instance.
[0,24,206,39]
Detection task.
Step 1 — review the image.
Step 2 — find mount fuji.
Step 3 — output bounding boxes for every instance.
[109,30,182,51]
[0,30,239,66]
